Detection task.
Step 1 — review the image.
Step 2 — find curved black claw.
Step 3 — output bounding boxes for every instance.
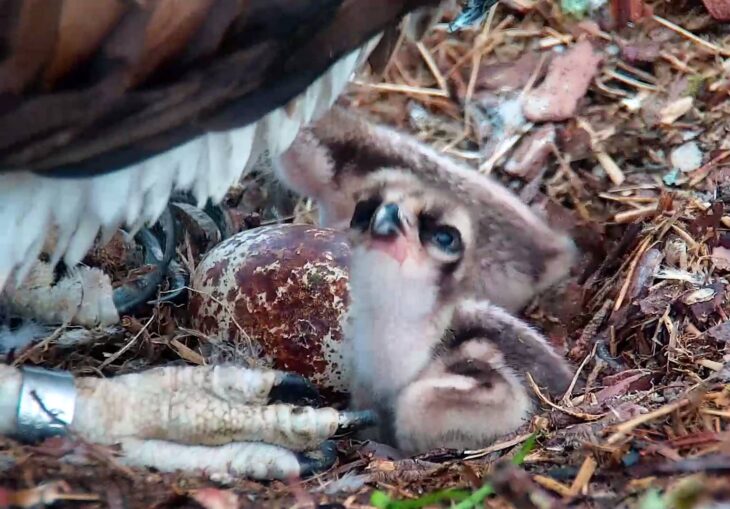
[169,201,222,249]
[596,339,624,371]
[336,410,378,435]
[297,440,338,478]
[268,373,324,407]
[155,260,189,305]
[169,191,231,239]
[113,207,176,314]
[203,201,233,239]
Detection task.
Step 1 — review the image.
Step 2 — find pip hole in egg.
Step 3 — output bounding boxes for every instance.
[189,223,352,405]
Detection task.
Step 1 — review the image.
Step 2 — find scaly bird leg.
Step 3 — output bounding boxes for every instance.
[0,365,376,480]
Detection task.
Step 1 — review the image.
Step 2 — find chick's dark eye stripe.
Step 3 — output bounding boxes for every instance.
[351,196,382,230]
[417,212,439,244]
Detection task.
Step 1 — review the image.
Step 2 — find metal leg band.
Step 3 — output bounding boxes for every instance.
[15,366,76,442]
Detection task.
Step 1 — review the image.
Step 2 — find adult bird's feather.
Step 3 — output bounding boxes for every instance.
[0,0,443,290]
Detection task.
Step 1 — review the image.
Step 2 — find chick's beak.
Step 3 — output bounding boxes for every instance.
[371,203,406,239]
[368,202,418,264]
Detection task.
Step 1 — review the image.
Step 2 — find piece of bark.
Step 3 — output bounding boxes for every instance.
[523,40,602,122]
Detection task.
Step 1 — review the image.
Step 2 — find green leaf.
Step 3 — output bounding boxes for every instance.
[685,75,704,98]
[638,489,666,509]
[371,490,392,509]
[560,0,590,18]
[370,488,470,509]
[452,483,495,509]
[372,435,538,509]
[453,433,538,509]
[511,433,538,466]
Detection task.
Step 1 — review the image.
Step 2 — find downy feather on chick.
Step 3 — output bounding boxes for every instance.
[343,169,574,454]
[275,106,575,312]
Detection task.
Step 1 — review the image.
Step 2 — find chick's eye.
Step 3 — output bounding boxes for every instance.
[431,226,462,253]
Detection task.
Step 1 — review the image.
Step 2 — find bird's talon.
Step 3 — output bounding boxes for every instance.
[151,260,188,305]
[296,440,338,477]
[336,410,378,435]
[112,207,176,314]
[169,192,231,239]
[596,340,623,371]
[269,372,324,406]
[170,200,224,249]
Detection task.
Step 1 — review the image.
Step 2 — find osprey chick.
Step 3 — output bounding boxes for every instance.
[344,170,574,453]
[275,107,576,312]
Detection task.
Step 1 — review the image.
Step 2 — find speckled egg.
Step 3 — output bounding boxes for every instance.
[188,224,351,399]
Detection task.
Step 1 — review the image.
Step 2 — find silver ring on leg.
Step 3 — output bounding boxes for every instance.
[15,366,76,442]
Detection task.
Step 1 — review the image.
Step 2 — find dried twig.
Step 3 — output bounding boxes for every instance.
[527,373,605,421]
[652,15,730,57]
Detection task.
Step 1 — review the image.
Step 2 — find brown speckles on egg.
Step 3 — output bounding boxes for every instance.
[189,225,351,400]
[204,259,229,287]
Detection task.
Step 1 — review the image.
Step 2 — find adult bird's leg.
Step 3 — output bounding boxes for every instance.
[0,364,376,480]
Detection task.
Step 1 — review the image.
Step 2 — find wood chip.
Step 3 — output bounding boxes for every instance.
[660,97,694,125]
[170,338,206,365]
[533,475,574,498]
[568,455,597,498]
[613,204,659,223]
[595,151,626,186]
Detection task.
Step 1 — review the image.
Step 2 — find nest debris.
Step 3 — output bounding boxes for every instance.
[3,1,730,507]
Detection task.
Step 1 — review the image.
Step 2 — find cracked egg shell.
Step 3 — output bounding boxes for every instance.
[189,224,351,400]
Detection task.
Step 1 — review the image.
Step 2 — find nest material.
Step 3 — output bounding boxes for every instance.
[3,1,730,507]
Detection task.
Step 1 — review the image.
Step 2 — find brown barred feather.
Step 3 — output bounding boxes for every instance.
[0,0,439,177]
[44,0,127,88]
